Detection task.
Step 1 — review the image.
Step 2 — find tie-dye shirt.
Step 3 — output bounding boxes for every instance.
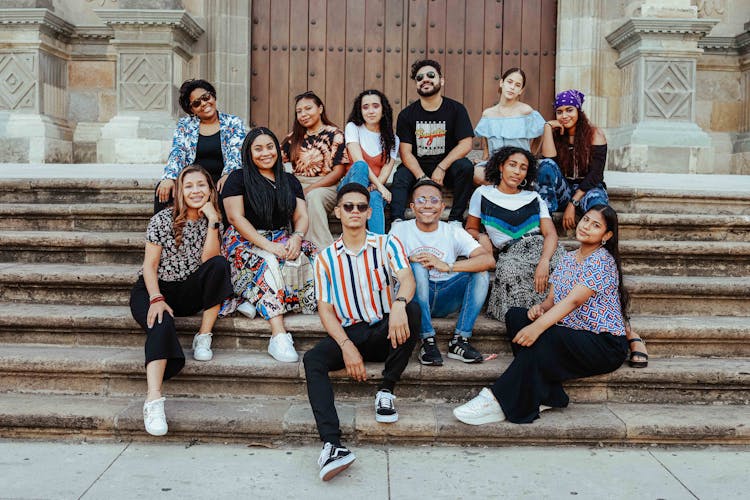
[549,247,626,336]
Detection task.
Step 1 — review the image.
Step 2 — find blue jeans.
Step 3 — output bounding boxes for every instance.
[338,160,385,234]
[536,158,608,212]
[411,263,489,339]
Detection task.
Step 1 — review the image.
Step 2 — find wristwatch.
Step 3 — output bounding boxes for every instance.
[394,296,408,305]
[571,199,580,208]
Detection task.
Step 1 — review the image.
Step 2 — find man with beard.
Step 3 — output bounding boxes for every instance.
[390,59,475,226]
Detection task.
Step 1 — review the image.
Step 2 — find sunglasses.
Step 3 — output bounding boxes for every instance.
[415,71,437,82]
[414,195,442,205]
[339,202,369,213]
[190,92,213,109]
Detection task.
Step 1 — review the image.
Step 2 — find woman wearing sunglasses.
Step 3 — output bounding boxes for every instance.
[155,79,247,213]
[465,146,564,321]
[220,127,318,363]
[281,91,352,249]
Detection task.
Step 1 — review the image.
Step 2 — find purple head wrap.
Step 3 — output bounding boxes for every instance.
[554,89,585,110]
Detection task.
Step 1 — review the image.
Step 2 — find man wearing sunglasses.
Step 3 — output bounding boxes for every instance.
[304,183,420,481]
[390,180,494,366]
[391,59,475,227]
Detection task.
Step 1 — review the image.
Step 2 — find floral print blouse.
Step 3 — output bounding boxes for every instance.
[162,112,247,180]
[142,208,221,282]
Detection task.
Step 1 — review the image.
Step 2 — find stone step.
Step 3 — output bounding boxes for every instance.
[616,213,750,242]
[1,302,747,357]
[2,175,750,215]
[0,203,151,232]
[2,229,747,275]
[1,343,748,405]
[0,392,747,445]
[0,230,144,264]
[1,264,746,317]
[0,178,154,204]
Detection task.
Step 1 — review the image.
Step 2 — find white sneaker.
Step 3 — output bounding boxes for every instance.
[268,332,299,363]
[192,332,213,361]
[143,397,168,436]
[375,390,398,423]
[453,387,505,425]
[236,301,257,319]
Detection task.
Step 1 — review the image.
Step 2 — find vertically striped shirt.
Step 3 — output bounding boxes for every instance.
[314,231,409,326]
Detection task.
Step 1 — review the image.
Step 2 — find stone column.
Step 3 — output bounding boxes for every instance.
[205,0,251,121]
[95,9,204,163]
[605,1,718,173]
[0,8,74,163]
[734,22,750,174]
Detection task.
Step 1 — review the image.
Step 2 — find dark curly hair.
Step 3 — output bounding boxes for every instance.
[346,89,396,163]
[178,79,216,115]
[484,146,537,190]
[585,204,630,322]
[410,59,442,80]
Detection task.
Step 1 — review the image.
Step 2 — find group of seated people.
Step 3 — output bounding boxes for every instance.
[131,59,649,481]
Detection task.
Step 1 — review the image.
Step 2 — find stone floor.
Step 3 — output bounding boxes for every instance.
[0,440,747,499]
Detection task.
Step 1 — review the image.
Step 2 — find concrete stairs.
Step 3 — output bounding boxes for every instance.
[0,172,748,445]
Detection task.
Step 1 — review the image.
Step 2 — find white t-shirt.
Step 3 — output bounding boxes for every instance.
[389,219,480,281]
[344,122,399,160]
[468,185,551,249]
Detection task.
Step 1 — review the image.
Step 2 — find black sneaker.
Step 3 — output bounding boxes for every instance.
[447,337,483,363]
[419,337,444,366]
[318,442,356,481]
[375,390,398,423]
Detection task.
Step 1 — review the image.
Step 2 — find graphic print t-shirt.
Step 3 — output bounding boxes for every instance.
[396,97,473,172]
[389,219,479,281]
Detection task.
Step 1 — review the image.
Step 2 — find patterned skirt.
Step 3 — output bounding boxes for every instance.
[219,226,318,319]
[486,234,565,321]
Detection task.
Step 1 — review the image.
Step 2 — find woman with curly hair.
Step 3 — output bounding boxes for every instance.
[343,89,400,233]
[221,127,318,363]
[454,205,629,425]
[155,79,246,213]
[537,89,609,230]
[130,165,232,436]
[465,146,564,320]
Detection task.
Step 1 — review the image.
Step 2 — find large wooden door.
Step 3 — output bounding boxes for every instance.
[250,0,557,146]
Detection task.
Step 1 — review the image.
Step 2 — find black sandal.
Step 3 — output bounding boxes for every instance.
[628,337,649,368]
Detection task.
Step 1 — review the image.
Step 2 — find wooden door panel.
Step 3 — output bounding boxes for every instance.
[251,0,557,139]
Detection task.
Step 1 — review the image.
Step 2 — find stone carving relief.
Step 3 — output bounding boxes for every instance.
[644,60,693,120]
[696,0,726,17]
[0,53,36,111]
[119,54,170,111]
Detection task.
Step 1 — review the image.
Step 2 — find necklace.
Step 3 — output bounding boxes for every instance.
[261,174,276,189]
[306,124,326,136]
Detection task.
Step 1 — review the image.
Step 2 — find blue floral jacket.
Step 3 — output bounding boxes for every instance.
[162,112,247,180]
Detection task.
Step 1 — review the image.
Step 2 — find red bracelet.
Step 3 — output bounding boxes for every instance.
[150,296,165,305]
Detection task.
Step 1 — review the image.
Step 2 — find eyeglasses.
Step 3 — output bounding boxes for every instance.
[190,92,213,109]
[415,71,437,82]
[414,195,442,206]
[295,90,318,101]
[340,202,369,213]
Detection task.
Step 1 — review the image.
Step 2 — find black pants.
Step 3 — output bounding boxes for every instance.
[492,307,628,423]
[389,157,474,221]
[303,301,420,445]
[129,255,232,380]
